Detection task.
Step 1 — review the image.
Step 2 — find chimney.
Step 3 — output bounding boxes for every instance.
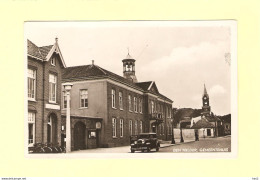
[92,60,94,65]
[55,37,58,43]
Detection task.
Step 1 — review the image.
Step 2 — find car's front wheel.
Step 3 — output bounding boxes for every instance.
[131,150,135,153]
[147,147,151,152]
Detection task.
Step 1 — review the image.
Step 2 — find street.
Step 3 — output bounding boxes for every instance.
[160,136,231,153]
[70,136,231,153]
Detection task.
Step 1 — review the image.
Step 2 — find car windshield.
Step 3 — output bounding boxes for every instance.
[138,134,150,139]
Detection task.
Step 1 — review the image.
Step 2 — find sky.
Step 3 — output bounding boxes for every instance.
[25,21,232,115]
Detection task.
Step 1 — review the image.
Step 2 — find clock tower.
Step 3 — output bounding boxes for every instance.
[202,84,211,116]
[122,52,138,83]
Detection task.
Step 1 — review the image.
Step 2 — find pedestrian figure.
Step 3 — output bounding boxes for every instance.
[195,130,199,141]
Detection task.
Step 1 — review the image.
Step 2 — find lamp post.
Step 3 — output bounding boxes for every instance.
[180,124,184,143]
[63,82,73,153]
[171,119,175,144]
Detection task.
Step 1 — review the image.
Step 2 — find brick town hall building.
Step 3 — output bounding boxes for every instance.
[27,39,173,151]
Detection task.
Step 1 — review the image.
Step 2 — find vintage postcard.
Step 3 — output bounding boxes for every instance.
[24,21,237,158]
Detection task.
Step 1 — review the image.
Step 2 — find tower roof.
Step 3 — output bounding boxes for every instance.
[126,52,133,59]
[203,84,209,98]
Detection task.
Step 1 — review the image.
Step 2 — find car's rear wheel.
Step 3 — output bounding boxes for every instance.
[131,150,135,153]
[156,146,159,152]
[141,150,145,152]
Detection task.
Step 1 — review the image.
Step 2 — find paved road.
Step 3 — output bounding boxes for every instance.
[160,136,231,153]
[70,136,230,153]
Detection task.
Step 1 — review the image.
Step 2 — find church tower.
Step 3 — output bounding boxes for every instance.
[202,84,211,116]
[122,52,138,83]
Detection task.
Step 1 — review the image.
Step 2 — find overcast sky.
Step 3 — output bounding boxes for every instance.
[25,21,232,115]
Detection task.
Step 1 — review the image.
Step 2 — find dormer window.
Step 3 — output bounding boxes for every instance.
[51,57,56,66]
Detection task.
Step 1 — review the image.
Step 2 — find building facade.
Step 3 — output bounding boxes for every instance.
[27,39,66,148]
[61,55,173,150]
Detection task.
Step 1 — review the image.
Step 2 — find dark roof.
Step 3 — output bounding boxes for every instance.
[135,81,153,90]
[191,118,215,129]
[62,64,173,102]
[178,108,194,119]
[27,39,53,60]
[39,45,53,58]
[205,115,222,122]
[62,64,139,87]
[27,39,44,60]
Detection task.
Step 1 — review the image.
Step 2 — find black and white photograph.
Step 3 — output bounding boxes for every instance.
[25,21,237,157]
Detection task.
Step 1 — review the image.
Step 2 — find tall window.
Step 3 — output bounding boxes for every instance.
[151,101,154,113]
[139,98,142,113]
[28,69,36,100]
[112,89,116,108]
[168,123,172,135]
[162,123,164,135]
[134,97,137,112]
[140,121,143,133]
[112,118,116,137]
[49,74,57,103]
[80,89,88,108]
[129,120,133,135]
[134,120,138,135]
[128,95,132,111]
[119,91,123,110]
[120,119,123,137]
[63,92,67,109]
[28,112,35,145]
[161,105,164,117]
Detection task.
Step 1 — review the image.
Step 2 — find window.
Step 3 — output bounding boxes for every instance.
[112,118,116,137]
[80,90,88,108]
[63,92,67,109]
[139,98,142,113]
[151,101,154,113]
[128,95,132,111]
[88,131,96,139]
[51,57,56,66]
[28,69,36,100]
[120,119,123,137]
[28,112,35,145]
[134,120,138,135]
[159,124,161,135]
[129,120,133,135]
[112,89,116,108]
[140,121,143,133]
[161,105,163,117]
[49,74,57,103]
[162,123,164,135]
[134,97,137,112]
[167,123,171,135]
[119,91,123,110]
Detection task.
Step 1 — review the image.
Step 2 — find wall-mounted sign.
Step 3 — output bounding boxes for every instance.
[96,122,102,129]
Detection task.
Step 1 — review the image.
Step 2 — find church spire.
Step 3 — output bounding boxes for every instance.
[203,84,209,98]
[202,84,211,116]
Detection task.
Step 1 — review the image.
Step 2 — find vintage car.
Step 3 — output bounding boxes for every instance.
[130,133,160,153]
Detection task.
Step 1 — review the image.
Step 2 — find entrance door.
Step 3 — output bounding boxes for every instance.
[47,114,57,144]
[74,122,86,150]
[207,129,211,136]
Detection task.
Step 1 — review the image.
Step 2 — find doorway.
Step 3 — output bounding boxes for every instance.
[207,128,211,136]
[74,121,86,150]
[47,114,57,144]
